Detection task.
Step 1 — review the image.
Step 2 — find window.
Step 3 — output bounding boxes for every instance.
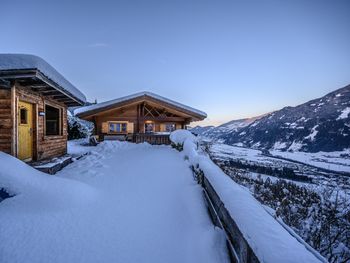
[20,108,28,124]
[145,122,154,133]
[45,105,60,135]
[109,122,127,133]
[165,123,176,132]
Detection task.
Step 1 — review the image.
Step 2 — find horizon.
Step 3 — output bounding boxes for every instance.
[1,0,350,126]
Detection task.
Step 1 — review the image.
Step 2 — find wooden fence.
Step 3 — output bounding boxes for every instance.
[132,134,171,145]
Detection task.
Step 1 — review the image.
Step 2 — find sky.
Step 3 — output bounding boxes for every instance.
[1,0,350,126]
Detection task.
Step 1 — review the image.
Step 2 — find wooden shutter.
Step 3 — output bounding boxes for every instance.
[160,124,166,132]
[127,122,134,133]
[102,122,108,133]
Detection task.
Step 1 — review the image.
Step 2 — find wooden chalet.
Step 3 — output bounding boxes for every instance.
[75,92,206,144]
[0,54,86,161]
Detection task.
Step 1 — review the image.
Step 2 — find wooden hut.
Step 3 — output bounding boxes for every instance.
[0,54,86,161]
[75,92,206,144]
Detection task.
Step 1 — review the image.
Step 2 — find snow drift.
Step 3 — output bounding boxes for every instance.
[170,129,325,263]
[0,152,95,209]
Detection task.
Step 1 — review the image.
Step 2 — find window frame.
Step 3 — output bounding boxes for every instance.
[19,107,28,125]
[144,122,155,133]
[108,121,128,134]
[44,103,63,137]
[165,123,176,132]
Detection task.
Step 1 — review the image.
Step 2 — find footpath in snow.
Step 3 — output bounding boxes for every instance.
[0,141,228,263]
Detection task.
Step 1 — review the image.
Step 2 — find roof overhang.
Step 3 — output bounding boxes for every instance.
[76,93,207,122]
[0,69,85,106]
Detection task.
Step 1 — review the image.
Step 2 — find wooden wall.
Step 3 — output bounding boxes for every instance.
[0,89,12,154]
[15,85,68,160]
[89,103,186,137]
[0,84,68,161]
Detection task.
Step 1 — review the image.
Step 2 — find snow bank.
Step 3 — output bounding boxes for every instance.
[169,129,197,145]
[170,130,324,263]
[0,152,95,209]
[1,142,229,263]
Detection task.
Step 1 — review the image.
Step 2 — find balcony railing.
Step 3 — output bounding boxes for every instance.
[131,133,171,145]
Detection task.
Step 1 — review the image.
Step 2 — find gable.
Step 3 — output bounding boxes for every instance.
[74,92,206,122]
[89,100,189,119]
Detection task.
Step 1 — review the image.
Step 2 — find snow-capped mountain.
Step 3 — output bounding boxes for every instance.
[193,84,350,152]
[222,84,350,152]
[190,125,215,137]
[191,117,260,140]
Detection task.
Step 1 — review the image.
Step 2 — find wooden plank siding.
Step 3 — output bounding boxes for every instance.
[0,89,12,154]
[15,84,68,161]
[83,102,189,142]
[0,83,68,161]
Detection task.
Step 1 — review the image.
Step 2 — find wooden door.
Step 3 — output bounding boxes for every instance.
[18,101,33,161]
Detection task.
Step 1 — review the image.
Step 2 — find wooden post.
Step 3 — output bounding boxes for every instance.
[10,83,16,156]
[93,116,97,135]
[136,104,140,133]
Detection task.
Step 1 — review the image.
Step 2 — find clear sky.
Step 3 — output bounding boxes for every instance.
[1,0,350,126]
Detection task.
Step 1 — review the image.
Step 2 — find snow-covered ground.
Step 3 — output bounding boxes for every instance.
[270,149,350,173]
[211,143,350,174]
[170,130,324,263]
[0,142,228,263]
[210,143,298,168]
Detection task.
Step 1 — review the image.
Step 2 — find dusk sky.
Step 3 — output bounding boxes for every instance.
[1,0,349,126]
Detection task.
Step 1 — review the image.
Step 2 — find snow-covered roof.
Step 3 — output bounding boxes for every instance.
[0,54,86,104]
[74,91,207,119]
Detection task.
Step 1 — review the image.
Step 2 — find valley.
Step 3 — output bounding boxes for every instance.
[206,142,350,191]
[202,141,350,262]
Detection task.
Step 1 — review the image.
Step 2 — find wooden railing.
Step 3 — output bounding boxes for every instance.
[132,133,171,145]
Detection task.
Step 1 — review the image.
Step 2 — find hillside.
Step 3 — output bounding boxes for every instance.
[191,116,262,140]
[195,84,350,152]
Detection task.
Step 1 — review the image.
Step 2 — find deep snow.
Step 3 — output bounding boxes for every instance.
[0,142,228,263]
[169,130,324,263]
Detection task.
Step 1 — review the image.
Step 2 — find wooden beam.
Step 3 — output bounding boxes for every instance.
[51,95,68,99]
[36,71,83,106]
[0,69,36,79]
[40,90,62,96]
[136,104,140,133]
[11,83,16,156]
[29,84,49,89]
[139,117,186,122]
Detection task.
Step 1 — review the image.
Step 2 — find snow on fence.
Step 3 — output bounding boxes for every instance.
[169,130,326,263]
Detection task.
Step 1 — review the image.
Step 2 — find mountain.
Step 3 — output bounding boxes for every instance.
[195,84,350,152]
[191,116,262,140]
[190,125,215,137]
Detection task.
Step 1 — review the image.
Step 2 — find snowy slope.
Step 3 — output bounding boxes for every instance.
[222,84,350,152]
[270,149,350,173]
[0,143,227,263]
[191,115,262,140]
[170,130,325,263]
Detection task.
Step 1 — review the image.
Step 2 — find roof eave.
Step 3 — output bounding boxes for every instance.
[76,94,207,121]
[0,69,85,106]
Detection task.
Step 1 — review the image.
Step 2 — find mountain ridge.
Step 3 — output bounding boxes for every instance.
[193,84,350,152]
